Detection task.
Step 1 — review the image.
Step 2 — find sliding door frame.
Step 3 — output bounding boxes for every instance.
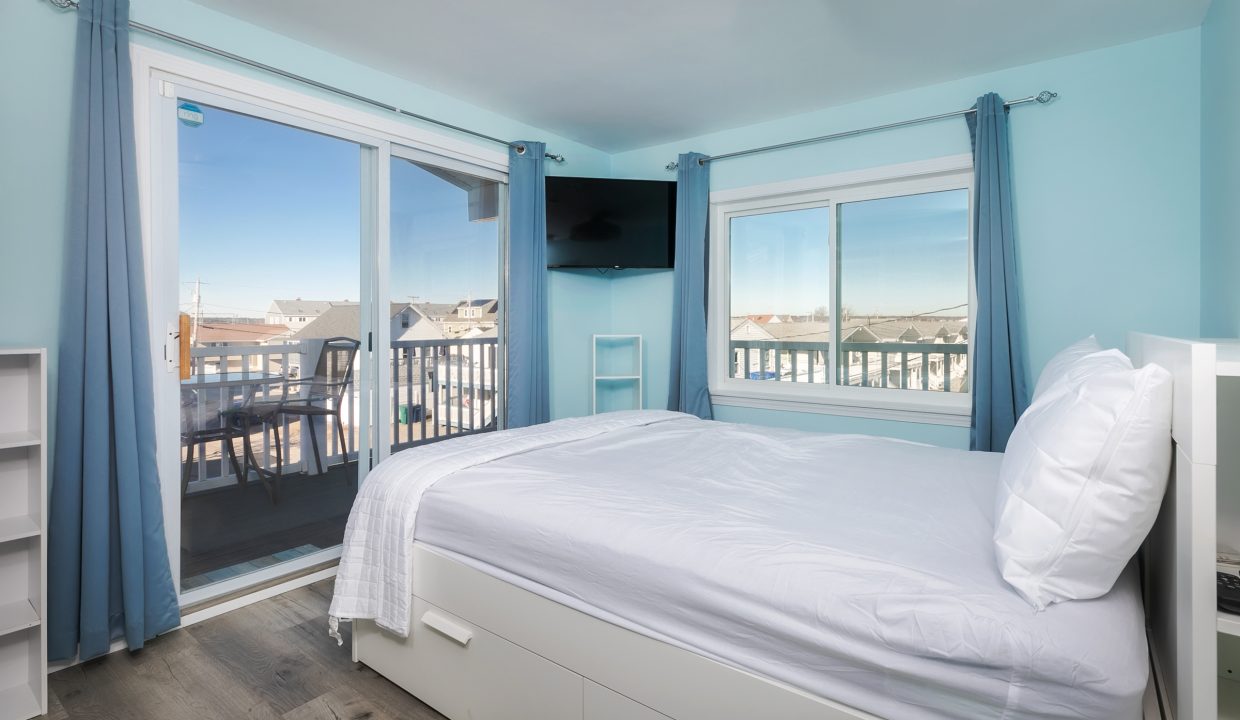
[386,143,510,464]
[132,46,510,606]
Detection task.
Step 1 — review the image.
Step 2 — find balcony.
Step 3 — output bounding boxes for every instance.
[728,340,969,392]
[179,337,498,592]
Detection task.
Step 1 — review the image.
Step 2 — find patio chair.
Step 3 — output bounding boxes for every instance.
[237,337,360,502]
[181,388,246,497]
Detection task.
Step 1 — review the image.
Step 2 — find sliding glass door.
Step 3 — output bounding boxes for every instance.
[162,90,375,603]
[151,88,372,607]
[387,149,505,456]
[147,75,508,605]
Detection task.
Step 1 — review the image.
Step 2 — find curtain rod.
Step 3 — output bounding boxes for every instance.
[47,0,565,163]
[664,90,1057,171]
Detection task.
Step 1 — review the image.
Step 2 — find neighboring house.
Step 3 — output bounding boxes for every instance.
[440,298,498,337]
[294,302,446,344]
[765,321,830,344]
[190,321,291,375]
[726,315,969,388]
[392,305,448,343]
[460,325,498,340]
[839,317,970,391]
[730,317,774,341]
[194,321,290,347]
[266,298,334,333]
[410,302,456,327]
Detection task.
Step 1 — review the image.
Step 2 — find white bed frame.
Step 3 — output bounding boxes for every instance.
[351,332,1204,720]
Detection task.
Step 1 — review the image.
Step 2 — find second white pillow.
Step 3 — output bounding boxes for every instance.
[1032,335,1103,400]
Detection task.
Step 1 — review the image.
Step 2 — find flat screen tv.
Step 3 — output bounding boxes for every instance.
[546,176,676,269]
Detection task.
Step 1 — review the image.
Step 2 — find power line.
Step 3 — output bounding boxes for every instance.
[196,323,289,337]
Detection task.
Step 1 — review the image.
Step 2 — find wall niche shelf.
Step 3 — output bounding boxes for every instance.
[592,335,643,414]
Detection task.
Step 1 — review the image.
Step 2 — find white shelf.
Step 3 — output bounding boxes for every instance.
[0,433,38,452]
[595,375,641,381]
[1221,610,1240,637]
[1219,346,1240,377]
[0,683,40,720]
[0,349,45,720]
[0,600,39,638]
[0,516,38,545]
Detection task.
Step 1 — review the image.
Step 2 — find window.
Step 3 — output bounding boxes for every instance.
[709,158,973,424]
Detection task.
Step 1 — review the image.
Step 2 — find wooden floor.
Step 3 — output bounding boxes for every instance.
[47,579,446,720]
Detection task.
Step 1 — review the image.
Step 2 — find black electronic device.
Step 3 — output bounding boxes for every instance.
[546,176,676,269]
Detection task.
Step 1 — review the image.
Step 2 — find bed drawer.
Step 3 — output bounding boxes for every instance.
[585,680,672,720]
[355,597,583,720]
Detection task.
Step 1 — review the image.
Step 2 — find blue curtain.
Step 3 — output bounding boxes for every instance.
[967,93,1029,451]
[48,0,180,662]
[506,141,550,428]
[667,153,713,419]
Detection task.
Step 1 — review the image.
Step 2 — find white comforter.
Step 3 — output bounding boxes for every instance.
[333,411,1148,719]
[328,410,686,638]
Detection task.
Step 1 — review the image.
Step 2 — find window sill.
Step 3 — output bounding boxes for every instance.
[710,389,971,427]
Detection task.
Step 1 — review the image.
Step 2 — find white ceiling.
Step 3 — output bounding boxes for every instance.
[189,0,1210,153]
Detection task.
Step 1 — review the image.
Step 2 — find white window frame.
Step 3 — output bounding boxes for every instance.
[131,45,510,606]
[707,155,975,426]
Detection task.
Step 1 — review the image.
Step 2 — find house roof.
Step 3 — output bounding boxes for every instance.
[764,321,830,343]
[195,322,289,345]
[268,299,334,317]
[841,317,968,344]
[294,302,409,340]
[411,302,457,320]
[728,315,967,345]
[456,298,497,309]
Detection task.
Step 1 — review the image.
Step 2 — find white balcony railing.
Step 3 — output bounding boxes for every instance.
[729,340,969,392]
[182,337,499,493]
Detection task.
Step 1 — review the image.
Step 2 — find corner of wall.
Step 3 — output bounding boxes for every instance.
[1200,0,1240,338]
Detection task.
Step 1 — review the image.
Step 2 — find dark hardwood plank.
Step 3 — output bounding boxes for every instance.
[185,604,340,715]
[54,648,216,720]
[47,578,445,720]
[283,685,396,720]
[131,631,283,720]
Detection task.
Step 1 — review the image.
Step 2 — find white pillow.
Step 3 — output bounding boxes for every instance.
[1033,335,1104,400]
[993,349,1173,609]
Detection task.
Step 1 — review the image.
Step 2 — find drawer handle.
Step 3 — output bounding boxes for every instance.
[421,610,474,647]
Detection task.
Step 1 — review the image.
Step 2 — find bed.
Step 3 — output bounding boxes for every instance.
[330,399,1167,719]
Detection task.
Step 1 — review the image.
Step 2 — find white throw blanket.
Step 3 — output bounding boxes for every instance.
[328,410,687,641]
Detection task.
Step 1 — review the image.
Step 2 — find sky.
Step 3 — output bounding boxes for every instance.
[729,189,969,317]
[178,101,963,323]
[177,102,499,321]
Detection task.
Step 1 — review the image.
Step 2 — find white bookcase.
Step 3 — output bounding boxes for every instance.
[591,335,642,414]
[0,349,46,720]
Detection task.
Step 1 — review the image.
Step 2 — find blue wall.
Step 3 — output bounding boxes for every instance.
[0,1,76,373]
[548,29,1203,447]
[1201,0,1240,337]
[548,268,673,418]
